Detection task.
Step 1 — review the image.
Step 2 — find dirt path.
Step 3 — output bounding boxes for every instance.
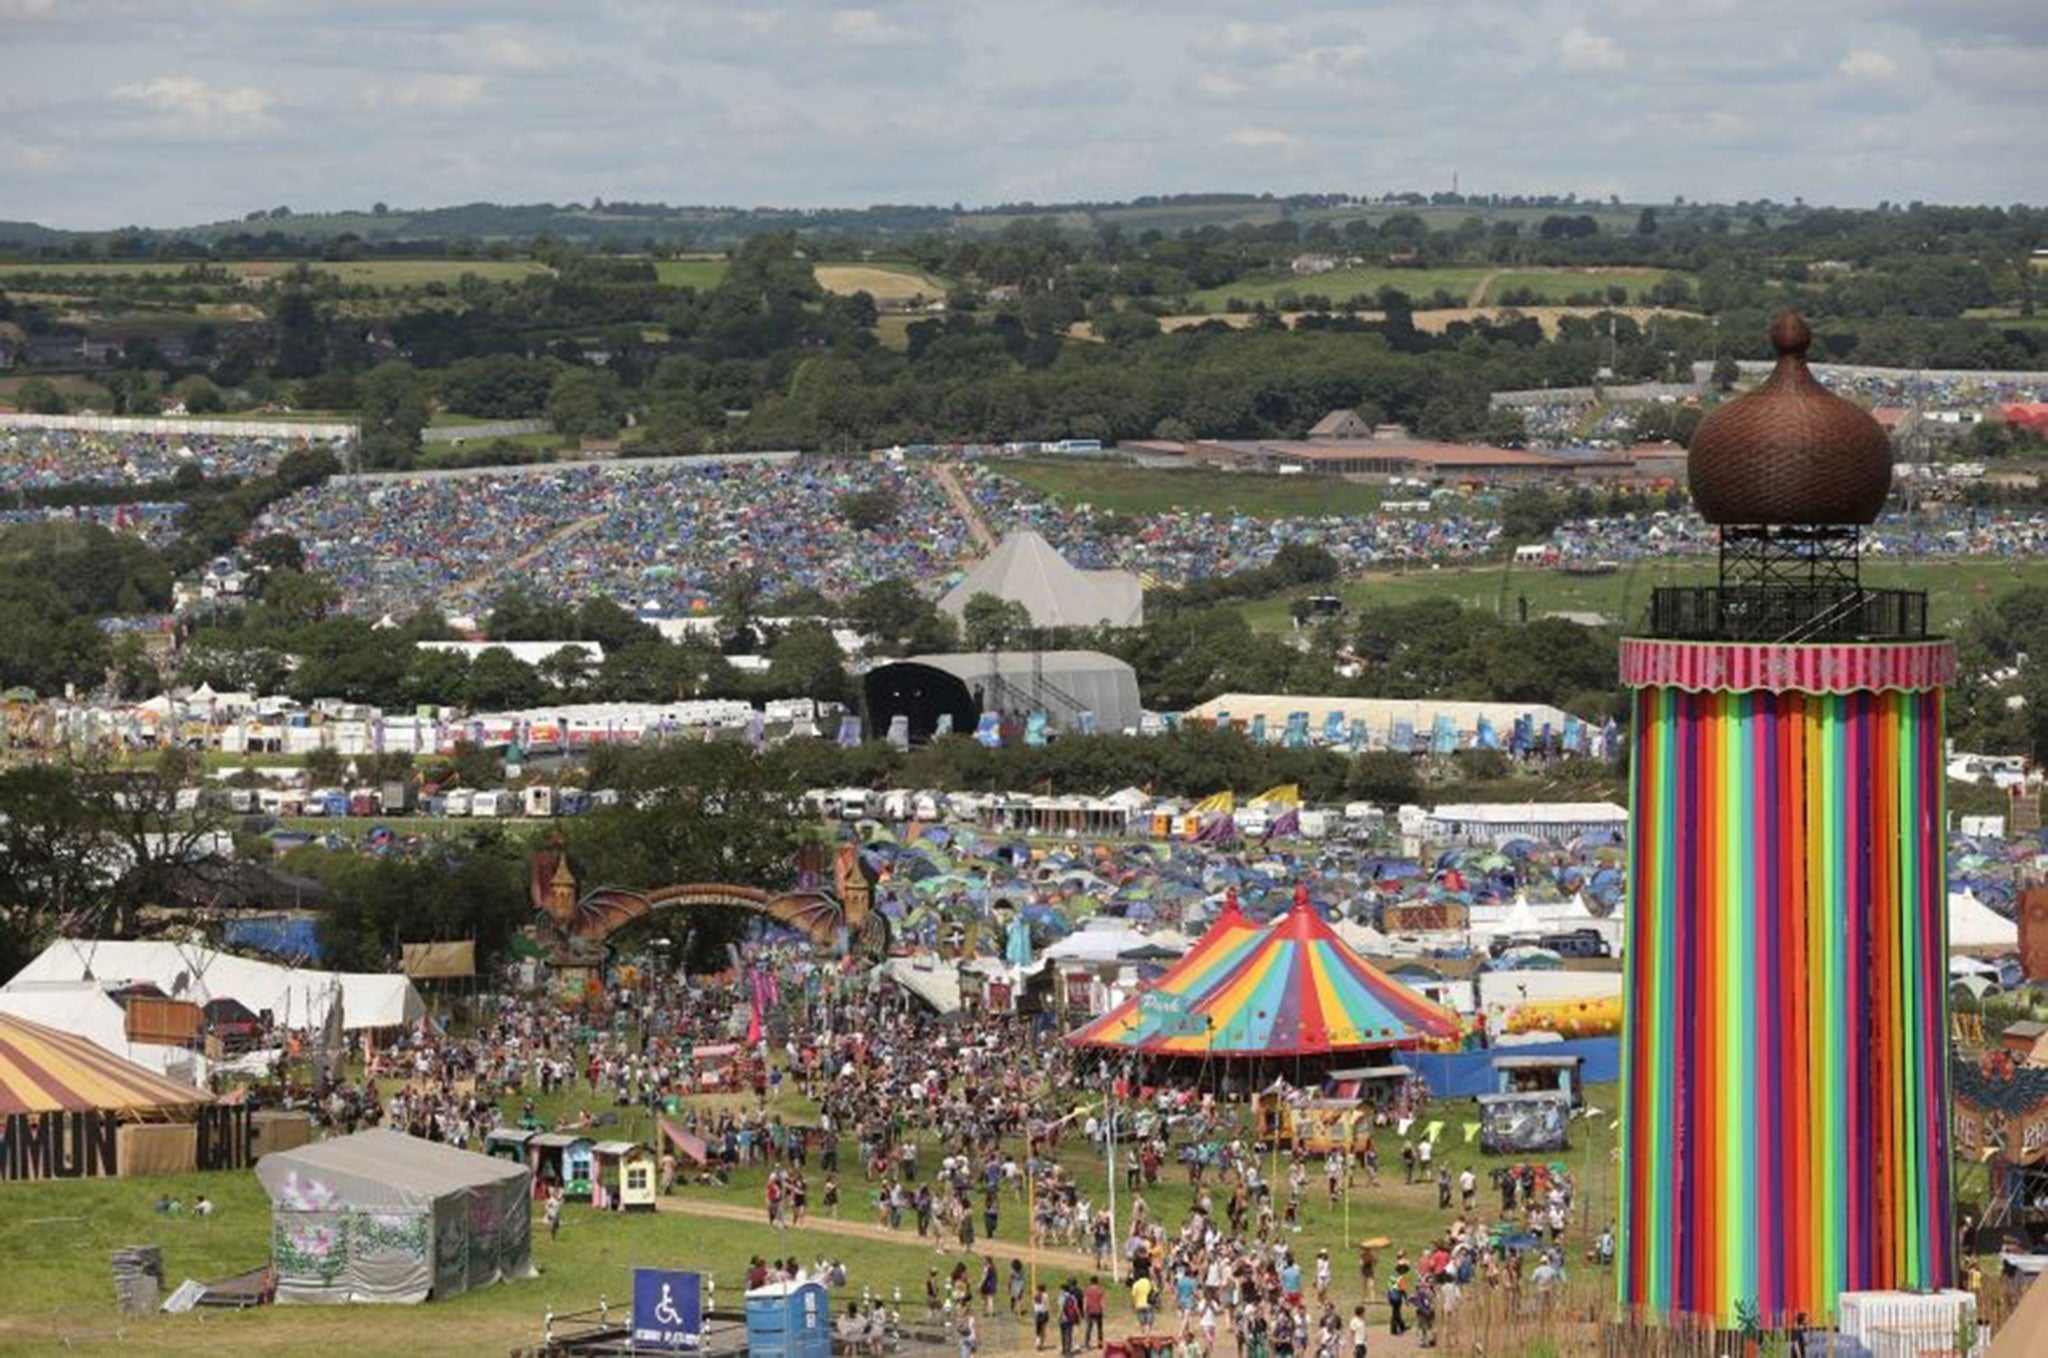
[1466,269,1500,307]
[933,462,997,552]
[655,1192,1098,1272]
[448,512,601,601]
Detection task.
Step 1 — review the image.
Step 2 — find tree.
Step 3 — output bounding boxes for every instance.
[1635,207,1659,236]
[463,646,547,710]
[546,366,626,442]
[356,360,429,470]
[16,377,66,415]
[837,486,903,533]
[1710,355,1742,393]
[562,742,805,970]
[765,623,850,704]
[961,593,1032,651]
[1499,487,1564,544]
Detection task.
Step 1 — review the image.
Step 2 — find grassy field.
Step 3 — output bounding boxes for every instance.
[1239,557,2048,633]
[1188,267,1497,311]
[814,264,947,304]
[0,1071,1623,1356]
[1185,266,1687,313]
[653,258,730,290]
[1480,268,1678,304]
[0,260,547,289]
[996,459,1383,518]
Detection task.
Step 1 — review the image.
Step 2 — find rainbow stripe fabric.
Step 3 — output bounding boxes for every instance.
[1619,679,1954,1325]
[1068,894,1461,1056]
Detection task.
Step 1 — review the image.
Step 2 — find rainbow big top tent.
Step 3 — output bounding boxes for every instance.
[1066,886,1460,1058]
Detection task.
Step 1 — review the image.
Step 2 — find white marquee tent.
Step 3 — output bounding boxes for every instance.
[5,940,426,1033]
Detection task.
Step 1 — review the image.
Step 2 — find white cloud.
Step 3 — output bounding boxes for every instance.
[1839,47,1897,79]
[1559,26,1625,71]
[113,76,273,132]
[0,0,57,18]
[364,74,487,111]
[1229,128,1295,149]
[4,144,58,170]
[471,31,547,71]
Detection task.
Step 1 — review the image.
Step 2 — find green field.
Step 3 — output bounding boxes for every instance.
[1239,558,2047,633]
[996,459,1383,518]
[0,260,548,289]
[1482,268,1679,304]
[653,258,730,289]
[1186,265,1688,313]
[0,1071,1623,1356]
[1188,266,1497,311]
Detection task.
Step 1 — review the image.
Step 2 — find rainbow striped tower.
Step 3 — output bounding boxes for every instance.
[1617,314,1957,1326]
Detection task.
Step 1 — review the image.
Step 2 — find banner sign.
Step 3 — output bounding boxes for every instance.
[632,1268,703,1351]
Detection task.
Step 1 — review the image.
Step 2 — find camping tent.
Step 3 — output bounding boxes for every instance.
[1068,887,1462,1056]
[6,939,426,1033]
[258,1127,533,1304]
[937,530,1143,629]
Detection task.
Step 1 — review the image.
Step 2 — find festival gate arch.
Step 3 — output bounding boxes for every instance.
[528,845,888,957]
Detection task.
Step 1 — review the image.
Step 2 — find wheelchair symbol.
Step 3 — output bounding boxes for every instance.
[655,1284,684,1325]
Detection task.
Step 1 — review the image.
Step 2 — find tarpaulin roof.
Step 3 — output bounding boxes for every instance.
[1066,893,1267,1048]
[1069,887,1461,1056]
[257,1127,527,1211]
[0,1009,213,1117]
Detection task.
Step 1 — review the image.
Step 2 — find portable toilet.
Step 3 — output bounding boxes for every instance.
[745,1279,831,1358]
[591,1141,657,1212]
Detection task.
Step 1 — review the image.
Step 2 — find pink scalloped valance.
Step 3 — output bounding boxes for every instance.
[1620,637,1955,694]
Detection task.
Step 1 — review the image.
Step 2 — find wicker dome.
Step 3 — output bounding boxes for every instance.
[1687,312,1892,526]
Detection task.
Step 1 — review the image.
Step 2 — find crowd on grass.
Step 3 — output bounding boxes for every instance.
[270,940,1604,1355]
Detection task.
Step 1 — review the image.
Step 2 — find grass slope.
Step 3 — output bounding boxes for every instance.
[814,265,948,304]
[653,259,731,290]
[0,1078,1622,1356]
[1238,557,2046,634]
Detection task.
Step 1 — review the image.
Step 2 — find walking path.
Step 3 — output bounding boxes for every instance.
[655,1192,1098,1272]
[448,512,601,601]
[933,462,996,552]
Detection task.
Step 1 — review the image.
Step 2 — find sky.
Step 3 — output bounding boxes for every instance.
[1,0,2043,230]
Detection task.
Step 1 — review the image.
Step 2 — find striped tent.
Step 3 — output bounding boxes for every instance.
[0,1011,212,1118]
[1070,886,1461,1057]
[1066,891,1269,1049]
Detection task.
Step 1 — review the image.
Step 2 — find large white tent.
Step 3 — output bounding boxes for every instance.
[938,530,1143,629]
[0,982,210,1085]
[1950,890,2020,952]
[6,940,425,1033]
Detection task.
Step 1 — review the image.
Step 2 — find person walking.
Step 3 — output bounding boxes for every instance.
[1010,1259,1028,1315]
[1436,1167,1451,1211]
[1059,1281,1082,1356]
[1083,1276,1107,1347]
[1132,1271,1156,1331]
[1385,1279,1406,1337]
[1033,1283,1052,1350]
[1348,1305,1368,1358]
[957,1307,980,1358]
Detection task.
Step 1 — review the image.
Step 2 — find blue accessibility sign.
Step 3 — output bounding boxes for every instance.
[631,1268,703,1351]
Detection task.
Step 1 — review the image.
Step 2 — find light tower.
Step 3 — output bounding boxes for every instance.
[1617,313,1956,1326]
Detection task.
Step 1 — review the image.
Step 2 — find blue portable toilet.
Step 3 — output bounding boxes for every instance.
[745,1279,830,1358]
